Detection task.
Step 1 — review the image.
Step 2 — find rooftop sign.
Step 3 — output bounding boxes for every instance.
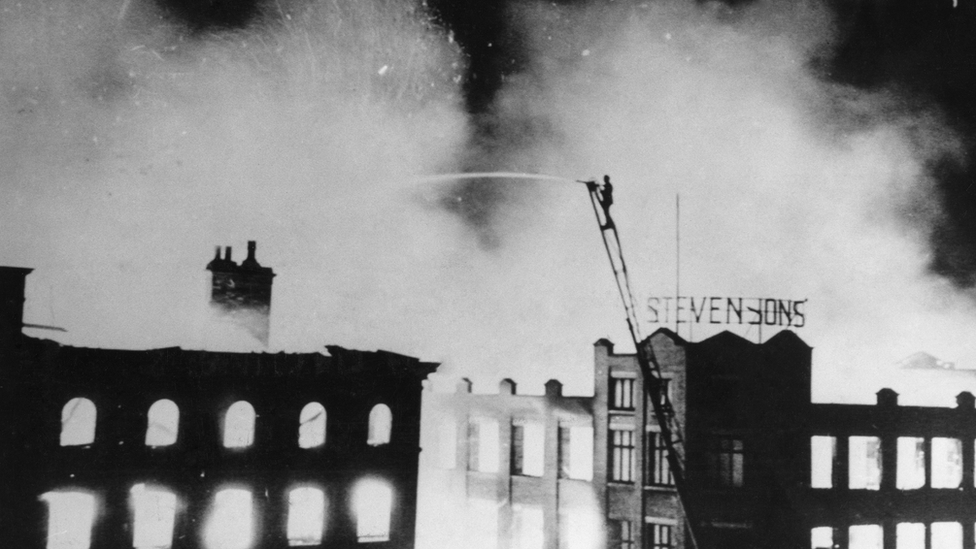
[647,296,807,328]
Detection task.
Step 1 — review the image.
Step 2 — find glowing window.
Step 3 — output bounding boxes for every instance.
[223,402,255,448]
[354,479,393,542]
[811,527,833,549]
[896,437,925,490]
[468,418,500,473]
[41,491,97,549]
[559,425,594,481]
[146,400,179,447]
[437,419,457,469]
[367,404,392,446]
[932,522,962,549]
[810,436,835,488]
[298,403,326,449]
[130,484,177,549]
[896,523,924,549]
[849,524,882,549]
[932,438,962,488]
[511,422,544,477]
[204,489,253,549]
[288,487,326,546]
[60,398,96,446]
[849,436,881,490]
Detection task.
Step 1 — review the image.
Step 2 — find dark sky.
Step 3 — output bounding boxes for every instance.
[157,0,976,288]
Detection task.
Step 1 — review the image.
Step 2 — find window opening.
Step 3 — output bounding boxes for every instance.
[931,522,962,549]
[645,522,674,549]
[223,402,255,449]
[367,404,392,446]
[298,403,326,449]
[611,377,635,410]
[61,398,96,447]
[895,523,924,549]
[146,400,179,447]
[609,428,635,482]
[896,437,925,490]
[468,418,500,473]
[511,422,544,477]
[204,488,253,549]
[849,524,882,549]
[645,430,673,486]
[288,487,326,546]
[810,436,835,488]
[558,425,593,481]
[707,438,744,487]
[811,527,833,549]
[354,479,393,542]
[931,438,962,488]
[131,484,177,549]
[610,520,634,549]
[849,436,881,490]
[41,491,97,549]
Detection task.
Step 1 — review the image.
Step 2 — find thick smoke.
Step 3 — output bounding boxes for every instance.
[444,0,976,403]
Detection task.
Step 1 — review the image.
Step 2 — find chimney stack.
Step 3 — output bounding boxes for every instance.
[206,242,275,345]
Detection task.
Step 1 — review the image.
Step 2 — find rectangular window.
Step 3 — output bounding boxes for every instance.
[644,522,673,549]
[849,436,882,490]
[931,522,962,549]
[41,492,97,549]
[511,504,544,549]
[896,437,925,490]
[896,522,924,549]
[932,438,962,489]
[811,436,836,488]
[707,438,744,487]
[512,422,544,477]
[645,379,671,414]
[468,418,499,473]
[610,428,635,482]
[811,527,833,549]
[849,524,882,549]
[131,484,178,549]
[645,430,673,486]
[609,520,634,549]
[611,377,635,410]
[558,425,594,481]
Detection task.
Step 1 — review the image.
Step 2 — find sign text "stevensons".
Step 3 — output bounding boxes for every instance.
[647,296,807,328]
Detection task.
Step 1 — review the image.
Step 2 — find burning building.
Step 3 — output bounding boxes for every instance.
[417,328,812,549]
[0,254,437,549]
[206,241,276,345]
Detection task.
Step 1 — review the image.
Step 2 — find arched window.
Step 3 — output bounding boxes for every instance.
[130,484,177,549]
[204,489,253,549]
[298,403,326,449]
[145,400,179,447]
[367,404,392,447]
[41,491,97,549]
[60,398,96,446]
[353,480,392,542]
[223,401,256,448]
[287,487,326,546]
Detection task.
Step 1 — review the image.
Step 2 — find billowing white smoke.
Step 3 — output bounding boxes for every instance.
[470,0,976,404]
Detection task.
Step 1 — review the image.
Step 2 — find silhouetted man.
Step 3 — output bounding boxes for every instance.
[599,175,614,229]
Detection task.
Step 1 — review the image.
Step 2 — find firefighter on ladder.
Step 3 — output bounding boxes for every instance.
[595,175,614,230]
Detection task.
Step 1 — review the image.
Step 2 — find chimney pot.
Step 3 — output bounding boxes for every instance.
[224,246,232,261]
[247,241,256,261]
